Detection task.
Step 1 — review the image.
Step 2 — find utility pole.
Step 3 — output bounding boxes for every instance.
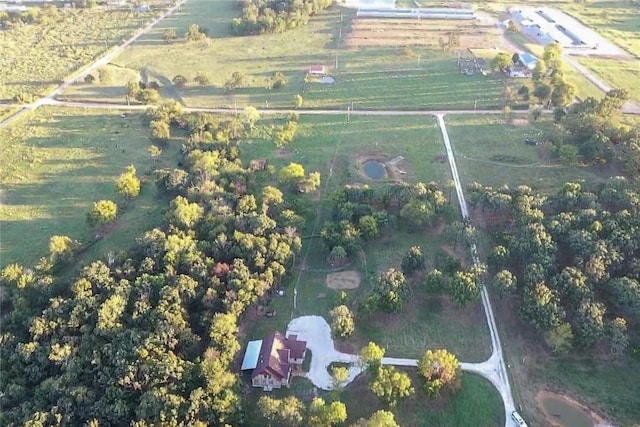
[335,54,338,69]
[474,99,477,114]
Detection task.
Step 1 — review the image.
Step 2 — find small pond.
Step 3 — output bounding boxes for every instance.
[363,160,386,180]
[541,396,595,427]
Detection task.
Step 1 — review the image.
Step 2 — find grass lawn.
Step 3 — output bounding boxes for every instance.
[577,57,640,103]
[61,0,513,110]
[444,114,614,193]
[341,369,504,427]
[0,3,168,101]
[492,294,640,426]
[0,106,181,268]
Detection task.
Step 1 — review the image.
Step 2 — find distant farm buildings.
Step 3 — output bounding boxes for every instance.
[510,7,599,49]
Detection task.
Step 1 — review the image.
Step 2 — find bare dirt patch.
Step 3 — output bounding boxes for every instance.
[536,391,608,427]
[326,270,361,290]
[512,118,529,126]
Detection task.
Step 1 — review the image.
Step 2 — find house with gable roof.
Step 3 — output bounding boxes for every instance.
[241,331,307,390]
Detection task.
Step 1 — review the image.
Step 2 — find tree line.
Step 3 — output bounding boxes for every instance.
[231,0,332,35]
[0,108,308,425]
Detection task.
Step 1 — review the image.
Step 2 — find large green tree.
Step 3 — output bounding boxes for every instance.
[329,305,355,339]
[116,165,141,199]
[87,199,118,226]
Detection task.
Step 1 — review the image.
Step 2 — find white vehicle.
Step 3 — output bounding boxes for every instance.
[511,411,528,427]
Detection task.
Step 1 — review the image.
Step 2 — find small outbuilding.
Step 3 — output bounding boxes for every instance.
[307,66,326,76]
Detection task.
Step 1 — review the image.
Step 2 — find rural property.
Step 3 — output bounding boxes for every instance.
[1,0,639,426]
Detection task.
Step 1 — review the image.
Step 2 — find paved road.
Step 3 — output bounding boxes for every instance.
[0,0,190,129]
[436,115,519,427]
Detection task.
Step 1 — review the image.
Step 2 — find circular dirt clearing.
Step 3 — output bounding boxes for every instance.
[536,391,607,427]
[326,271,361,290]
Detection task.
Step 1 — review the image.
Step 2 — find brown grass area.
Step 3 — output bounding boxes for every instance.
[326,270,361,290]
[344,18,500,48]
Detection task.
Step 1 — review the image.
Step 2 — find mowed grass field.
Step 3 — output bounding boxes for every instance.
[0,4,167,101]
[444,115,614,193]
[61,0,512,110]
[0,107,180,268]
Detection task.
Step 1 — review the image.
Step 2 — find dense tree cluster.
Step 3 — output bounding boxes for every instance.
[321,183,451,261]
[531,42,576,108]
[0,109,304,425]
[553,89,639,169]
[231,0,332,35]
[470,180,640,354]
[257,395,347,427]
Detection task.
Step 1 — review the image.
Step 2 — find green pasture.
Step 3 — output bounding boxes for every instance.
[444,114,613,193]
[577,57,640,103]
[0,106,180,268]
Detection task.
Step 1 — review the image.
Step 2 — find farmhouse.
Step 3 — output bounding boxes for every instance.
[241,331,307,390]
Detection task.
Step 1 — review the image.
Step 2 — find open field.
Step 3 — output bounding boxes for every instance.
[577,57,640,103]
[444,115,615,193]
[0,106,181,268]
[492,294,640,426]
[341,370,504,426]
[60,0,519,110]
[0,4,166,101]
